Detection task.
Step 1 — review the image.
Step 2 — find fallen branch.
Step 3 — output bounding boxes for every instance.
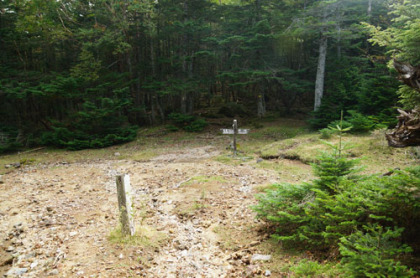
[18,147,46,154]
[174,178,192,188]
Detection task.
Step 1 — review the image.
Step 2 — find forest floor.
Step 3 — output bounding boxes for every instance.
[0,118,418,278]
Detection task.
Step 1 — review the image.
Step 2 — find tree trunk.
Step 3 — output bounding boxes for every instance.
[180,92,187,114]
[393,60,420,91]
[314,34,328,111]
[386,61,420,147]
[367,0,372,17]
[257,92,266,118]
[156,96,165,123]
[150,38,156,76]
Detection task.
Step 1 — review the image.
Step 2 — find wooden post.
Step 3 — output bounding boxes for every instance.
[116,175,135,236]
[233,119,238,156]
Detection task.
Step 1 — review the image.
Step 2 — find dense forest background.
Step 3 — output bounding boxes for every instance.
[0,0,418,151]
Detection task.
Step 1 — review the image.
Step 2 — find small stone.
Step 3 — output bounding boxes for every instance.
[264,270,271,276]
[10,209,19,216]
[0,175,3,184]
[119,253,124,259]
[0,255,13,266]
[6,267,28,276]
[114,152,121,156]
[24,252,36,259]
[69,231,78,237]
[49,269,59,276]
[251,254,272,262]
[241,255,251,265]
[202,221,212,228]
[30,261,38,269]
[249,241,259,247]
[46,206,54,212]
[6,246,15,252]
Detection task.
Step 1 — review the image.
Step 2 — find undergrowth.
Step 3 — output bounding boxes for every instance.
[253,118,420,277]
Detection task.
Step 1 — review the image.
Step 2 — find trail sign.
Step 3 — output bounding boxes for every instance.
[221,129,249,135]
[220,119,250,156]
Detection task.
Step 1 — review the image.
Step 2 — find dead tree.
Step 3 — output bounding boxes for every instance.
[386,61,420,148]
[386,109,420,148]
[393,60,420,91]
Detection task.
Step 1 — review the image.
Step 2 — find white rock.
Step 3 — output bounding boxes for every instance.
[69,231,78,237]
[6,268,28,277]
[49,269,59,276]
[251,254,272,261]
[30,261,38,269]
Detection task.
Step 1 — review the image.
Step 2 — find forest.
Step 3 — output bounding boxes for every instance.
[1,0,420,277]
[0,0,418,151]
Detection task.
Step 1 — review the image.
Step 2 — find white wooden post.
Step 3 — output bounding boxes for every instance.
[116,174,135,236]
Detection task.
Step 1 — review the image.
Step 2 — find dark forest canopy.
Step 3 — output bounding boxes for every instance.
[0,0,418,151]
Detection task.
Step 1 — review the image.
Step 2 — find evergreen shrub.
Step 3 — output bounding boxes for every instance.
[41,99,138,150]
[339,224,415,277]
[218,102,249,117]
[319,128,334,139]
[327,120,353,131]
[290,259,341,277]
[345,110,375,133]
[0,126,22,153]
[41,126,137,150]
[253,128,420,275]
[168,113,208,132]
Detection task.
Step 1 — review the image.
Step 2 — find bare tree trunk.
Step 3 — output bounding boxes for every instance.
[150,38,156,76]
[180,92,187,114]
[314,34,328,111]
[257,92,266,118]
[150,93,156,124]
[367,0,372,17]
[156,96,164,122]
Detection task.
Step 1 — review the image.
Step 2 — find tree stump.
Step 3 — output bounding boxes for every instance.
[386,109,420,148]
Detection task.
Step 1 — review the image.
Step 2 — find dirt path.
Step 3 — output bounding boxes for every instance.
[0,146,284,277]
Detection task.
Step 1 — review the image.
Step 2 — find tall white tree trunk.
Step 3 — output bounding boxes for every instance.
[367,0,372,17]
[314,34,328,111]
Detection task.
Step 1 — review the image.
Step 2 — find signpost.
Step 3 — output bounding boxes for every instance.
[221,119,249,156]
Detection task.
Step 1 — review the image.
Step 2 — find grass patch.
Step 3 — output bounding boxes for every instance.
[130,148,163,161]
[213,155,246,165]
[108,225,167,247]
[288,259,342,277]
[182,175,228,186]
[249,126,306,141]
[257,132,419,174]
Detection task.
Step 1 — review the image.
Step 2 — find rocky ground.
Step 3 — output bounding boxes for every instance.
[0,145,289,277]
